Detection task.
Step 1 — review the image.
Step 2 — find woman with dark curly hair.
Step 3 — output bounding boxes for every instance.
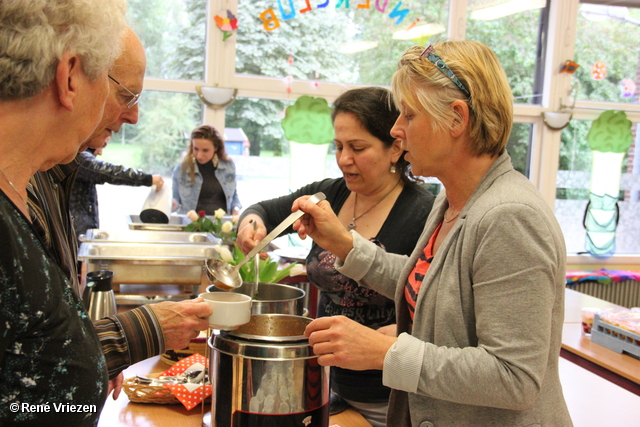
[236,87,435,426]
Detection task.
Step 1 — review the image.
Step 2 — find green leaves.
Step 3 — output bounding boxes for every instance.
[184,216,215,232]
[185,216,236,245]
[227,244,298,284]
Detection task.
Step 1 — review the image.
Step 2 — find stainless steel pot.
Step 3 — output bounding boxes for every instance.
[209,314,329,427]
[206,282,305,316]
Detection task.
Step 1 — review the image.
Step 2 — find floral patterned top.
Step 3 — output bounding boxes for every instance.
[0,192,108,426]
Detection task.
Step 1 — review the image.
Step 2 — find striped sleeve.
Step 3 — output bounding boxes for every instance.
[93,305,165,379]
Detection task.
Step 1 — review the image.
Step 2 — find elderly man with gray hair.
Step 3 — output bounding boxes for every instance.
[0,1,129,425]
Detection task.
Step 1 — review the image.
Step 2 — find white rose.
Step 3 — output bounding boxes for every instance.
[231,214,239,224]
[214,244,234,263]
[214,208,226,219]
[186,210,199,222]
[289,264,305,276]
[221,221,233,234]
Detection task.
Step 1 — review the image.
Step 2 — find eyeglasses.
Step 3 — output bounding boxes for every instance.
[420,45,471,99]
[108,75,141,108]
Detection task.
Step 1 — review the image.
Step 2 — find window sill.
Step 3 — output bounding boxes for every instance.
[567,254,640,271]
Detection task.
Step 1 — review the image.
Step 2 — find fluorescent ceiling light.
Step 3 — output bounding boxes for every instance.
[470,0,546,21]
[580,4,629,22]
[339,41,378,54]
[392,23,446,40]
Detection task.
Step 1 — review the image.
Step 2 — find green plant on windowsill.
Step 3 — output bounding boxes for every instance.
[214,244,303,284]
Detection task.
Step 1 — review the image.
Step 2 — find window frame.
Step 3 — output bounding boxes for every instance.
[138,0,640,267]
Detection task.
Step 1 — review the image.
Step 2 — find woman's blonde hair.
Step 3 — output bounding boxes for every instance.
[391,40,513,157]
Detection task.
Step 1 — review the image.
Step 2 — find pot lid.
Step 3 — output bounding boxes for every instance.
[211,334,315,360]
[223,314,310,342]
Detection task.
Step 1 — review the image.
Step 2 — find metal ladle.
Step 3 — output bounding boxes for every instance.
[205,192,326,291]
[251,220,259,299]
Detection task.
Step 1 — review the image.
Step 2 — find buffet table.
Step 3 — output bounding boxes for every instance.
[98,354,640,427]
[98,356,372,427]
[96,289,640,426]
[560,289,640,396]
[562,289,640,395]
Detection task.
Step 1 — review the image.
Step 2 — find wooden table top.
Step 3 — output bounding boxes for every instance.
[563,288,626,323]
[98,351,640,427]
[562,288,640,391]
[95,286,640,427]
[98,356,371,427]
[562,322,640,385]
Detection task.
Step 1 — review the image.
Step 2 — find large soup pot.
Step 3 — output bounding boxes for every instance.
[209,314,329,427]
[206,282,305,316]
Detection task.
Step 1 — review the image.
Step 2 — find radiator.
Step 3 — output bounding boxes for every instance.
[566,280,640,308]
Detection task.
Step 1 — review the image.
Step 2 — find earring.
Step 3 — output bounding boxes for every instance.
[390,163,397,174]
[213,153,219,167]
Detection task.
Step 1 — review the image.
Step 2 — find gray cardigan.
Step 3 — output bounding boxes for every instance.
[338,151,572,426]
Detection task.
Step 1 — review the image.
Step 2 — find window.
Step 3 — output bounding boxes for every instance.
[466,0,550,105]
[573,2,640,104]
[127,0,207,81]
[225,97,342,209]
[225,97,292,157]
[105,91,203,176]
[236,0,449,86]
[555,118,640,255]
[91,0,640,262]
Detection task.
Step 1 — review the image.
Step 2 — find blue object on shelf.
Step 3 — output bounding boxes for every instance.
[224,127,248,156]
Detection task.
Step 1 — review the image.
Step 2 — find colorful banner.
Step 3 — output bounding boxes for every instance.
[259,0,412,31]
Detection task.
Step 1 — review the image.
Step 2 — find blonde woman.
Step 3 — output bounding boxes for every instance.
[294,41,572,426]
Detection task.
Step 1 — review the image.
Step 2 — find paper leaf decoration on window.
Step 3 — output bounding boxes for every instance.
[215,10,239,41]
[584,110,632,258]
[281,95,333,145]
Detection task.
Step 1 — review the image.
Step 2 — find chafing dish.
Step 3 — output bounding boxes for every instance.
[127,213,237,231]
[78,242,217,285]
[80,229,220,245]
[127,214,191,231]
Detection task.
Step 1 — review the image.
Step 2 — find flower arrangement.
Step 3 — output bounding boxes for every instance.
[214,244,304,283]
[185,209,237,245]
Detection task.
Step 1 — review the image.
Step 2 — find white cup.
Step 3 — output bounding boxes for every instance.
[199,292,252,330]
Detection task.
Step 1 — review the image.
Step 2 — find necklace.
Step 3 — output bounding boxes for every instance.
[347,180,401,231]
[443,208,460,223]
[0,166,28,209]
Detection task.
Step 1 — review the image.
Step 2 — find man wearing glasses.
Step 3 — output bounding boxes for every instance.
[27,27,211,400]
[68,31,163,243]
